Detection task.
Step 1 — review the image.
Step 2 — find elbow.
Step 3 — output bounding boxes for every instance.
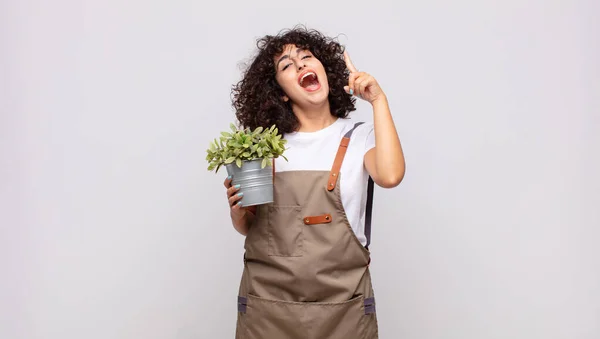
[380,177,402,188]
[379,167,405,188]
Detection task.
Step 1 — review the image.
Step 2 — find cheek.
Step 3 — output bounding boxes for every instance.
[318,74,329,91]
[274,75,295,99]
[277,74,297,91]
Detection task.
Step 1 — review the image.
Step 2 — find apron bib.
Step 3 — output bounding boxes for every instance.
[235,123,378,339]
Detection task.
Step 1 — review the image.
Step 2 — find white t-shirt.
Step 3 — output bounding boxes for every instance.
[275,117,376,246]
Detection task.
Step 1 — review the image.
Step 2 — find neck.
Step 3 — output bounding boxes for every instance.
[291,101,337,132]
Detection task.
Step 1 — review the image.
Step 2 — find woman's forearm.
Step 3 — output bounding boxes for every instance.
[372,95,405,186]
[231,209,254,236]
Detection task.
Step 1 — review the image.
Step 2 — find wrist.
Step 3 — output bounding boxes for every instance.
[371,95,389,110]
[231,209,246,222]
[370,93,388,106]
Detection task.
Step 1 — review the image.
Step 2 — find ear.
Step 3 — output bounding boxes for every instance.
[282,95,289,102]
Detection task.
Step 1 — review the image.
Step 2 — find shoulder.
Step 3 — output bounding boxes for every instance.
[335,119,374,162]
[339,119,374,145]
[354,121,374,138]
[335,118,372,133]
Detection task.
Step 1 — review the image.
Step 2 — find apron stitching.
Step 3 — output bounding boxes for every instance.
[332,172,371,260]
[236,122,378,337]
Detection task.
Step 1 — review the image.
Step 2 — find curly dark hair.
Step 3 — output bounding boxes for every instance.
[231,26,356,134]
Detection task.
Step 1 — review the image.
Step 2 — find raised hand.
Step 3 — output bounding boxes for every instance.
[343,50,385,104]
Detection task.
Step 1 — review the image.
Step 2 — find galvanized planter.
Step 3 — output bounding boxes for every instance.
[225,159,273,206]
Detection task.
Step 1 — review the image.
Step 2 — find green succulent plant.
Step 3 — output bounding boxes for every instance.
[206,123,288,173]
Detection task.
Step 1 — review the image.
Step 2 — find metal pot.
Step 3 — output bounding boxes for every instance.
[225,159,273,206]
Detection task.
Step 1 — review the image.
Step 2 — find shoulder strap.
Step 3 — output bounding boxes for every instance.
[365,176,374,248]
[327,122,364,190]
[328,122,375,248]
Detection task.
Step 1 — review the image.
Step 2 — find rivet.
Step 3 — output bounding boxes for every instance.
[305,218,310,223]
[332,173,337,177]
[329,183,334,186]
[325,216,330,220]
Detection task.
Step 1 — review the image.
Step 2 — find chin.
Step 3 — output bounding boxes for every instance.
[314,84,330,98]
[307,91,329,105]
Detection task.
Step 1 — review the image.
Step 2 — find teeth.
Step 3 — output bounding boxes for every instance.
[300,72,316,85]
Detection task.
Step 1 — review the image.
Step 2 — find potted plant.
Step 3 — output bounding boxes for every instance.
[206,123,288,206]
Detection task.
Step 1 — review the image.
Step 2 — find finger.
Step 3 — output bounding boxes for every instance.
[232,201,243,210]
[353,75,364,97]
[343,50,358,73]
[223,175,233,188]
[227,184,241,197]
[357,75,371,98]
[229,192,244,207]
[353,73,369,97]
[348,72,359,96]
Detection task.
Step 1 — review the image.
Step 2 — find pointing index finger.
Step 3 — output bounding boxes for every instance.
[343,50,358,73]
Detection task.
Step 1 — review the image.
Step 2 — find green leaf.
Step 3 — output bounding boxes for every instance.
[207,121,288,172]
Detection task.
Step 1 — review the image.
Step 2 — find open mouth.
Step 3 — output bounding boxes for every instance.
[298,70,321,92]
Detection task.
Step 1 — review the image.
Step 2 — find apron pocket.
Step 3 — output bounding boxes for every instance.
[267,205,303,257]
[240,294,373,339]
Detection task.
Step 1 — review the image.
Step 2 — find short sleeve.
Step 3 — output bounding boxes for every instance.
[364,124,375,154]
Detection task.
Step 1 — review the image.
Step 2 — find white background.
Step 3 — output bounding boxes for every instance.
[1,0,599,338]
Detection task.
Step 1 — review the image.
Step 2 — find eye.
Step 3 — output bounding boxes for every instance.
[280,54,311,71]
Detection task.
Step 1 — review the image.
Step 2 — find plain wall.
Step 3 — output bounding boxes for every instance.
[1,0,599,338]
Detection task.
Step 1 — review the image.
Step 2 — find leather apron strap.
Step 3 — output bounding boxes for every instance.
[327,122,375,247]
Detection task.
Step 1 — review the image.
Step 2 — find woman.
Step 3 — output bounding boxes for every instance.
[225,26,405,339]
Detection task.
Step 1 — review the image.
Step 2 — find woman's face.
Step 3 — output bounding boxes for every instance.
[273,44,330,107]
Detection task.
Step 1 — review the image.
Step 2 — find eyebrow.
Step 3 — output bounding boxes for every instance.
[276,48,304,69]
